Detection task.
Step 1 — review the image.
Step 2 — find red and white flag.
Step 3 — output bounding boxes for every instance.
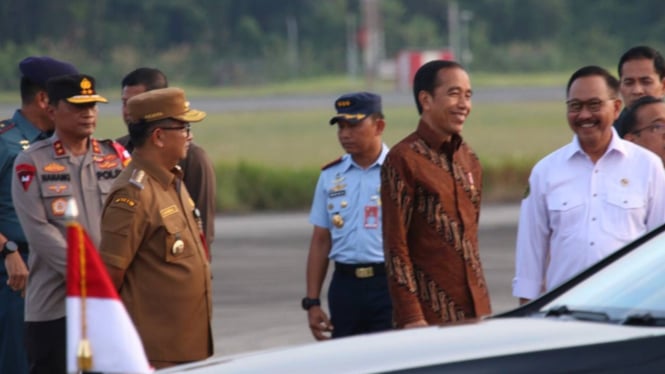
[66,222,152,373]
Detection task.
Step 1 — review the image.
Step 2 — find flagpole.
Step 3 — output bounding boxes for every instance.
[65,199,93,371]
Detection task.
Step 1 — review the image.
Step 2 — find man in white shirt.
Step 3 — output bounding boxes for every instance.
[512,66,665,304]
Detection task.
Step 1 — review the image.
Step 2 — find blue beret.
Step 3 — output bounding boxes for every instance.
[19,56,78,87]
[329,92,382,125]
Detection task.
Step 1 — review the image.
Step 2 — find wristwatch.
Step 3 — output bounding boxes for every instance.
[1,240,18,259]
[301,297,320,311]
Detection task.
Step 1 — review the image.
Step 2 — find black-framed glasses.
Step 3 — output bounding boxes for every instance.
[566,98,615,113]
[631,123,665,136]
[158,123,191,136]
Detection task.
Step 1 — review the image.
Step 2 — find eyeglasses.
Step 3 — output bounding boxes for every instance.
[157,123,191,136]
[566,98,615,113]
[631,123,665,136]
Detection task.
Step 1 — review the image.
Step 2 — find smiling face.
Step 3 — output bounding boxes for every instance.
[566,75,621,154]
[418,67,472,140]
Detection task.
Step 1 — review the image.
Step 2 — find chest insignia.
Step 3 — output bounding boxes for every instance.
[43,162,66,173]
[160,205,179,218]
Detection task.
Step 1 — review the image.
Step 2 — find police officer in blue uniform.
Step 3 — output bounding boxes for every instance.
[303,92,393,340]
[0,56,78,374]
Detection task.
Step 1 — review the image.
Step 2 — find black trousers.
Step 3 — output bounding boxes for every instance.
[25,317,66,374]
[328,264,393,338]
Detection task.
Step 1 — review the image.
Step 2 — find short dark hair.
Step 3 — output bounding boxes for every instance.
[617,45,665,79]
[566,65,620,98]
[412,60,465,114]
[618,95,665,137]
[20,77,43,104]
[121,67,168,90]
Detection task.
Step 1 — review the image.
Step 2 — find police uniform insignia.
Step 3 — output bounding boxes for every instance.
[15,163,36,191]
[91,138,102,154]
[130,169,145,189]
[51,198,67,216]
[20,139,30,150]
[329,183,347,198]
[114,197,136,207]
[48,184,68,193]
[53,140,66,156]
[172,239,185,255]
[340,200,348,208]
[43,162,66,173]
[332,213,344,228]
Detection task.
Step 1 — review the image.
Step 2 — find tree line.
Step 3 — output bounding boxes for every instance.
[0,0,663,89]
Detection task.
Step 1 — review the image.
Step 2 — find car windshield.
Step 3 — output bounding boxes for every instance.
[539,230,665,322]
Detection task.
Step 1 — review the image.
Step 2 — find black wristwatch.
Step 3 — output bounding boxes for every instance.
[301,297,320,311]
[1,241,18,259]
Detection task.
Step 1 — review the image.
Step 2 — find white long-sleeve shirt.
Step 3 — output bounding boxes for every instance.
[512,131,665,300]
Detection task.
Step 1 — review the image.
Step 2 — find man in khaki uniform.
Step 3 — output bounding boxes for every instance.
[99,87,213,369]
[11,73,127,373]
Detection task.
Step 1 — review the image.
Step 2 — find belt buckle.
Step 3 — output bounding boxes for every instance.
[355,266,374,278]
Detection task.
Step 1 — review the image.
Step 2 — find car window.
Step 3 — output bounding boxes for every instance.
[540,231,665,319]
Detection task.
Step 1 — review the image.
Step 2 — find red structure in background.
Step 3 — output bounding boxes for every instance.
[396,49,455,91]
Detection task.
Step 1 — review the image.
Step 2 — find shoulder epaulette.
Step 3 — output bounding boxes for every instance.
[101,138,132,167]
[0,120,16,135]
[129,169,146,190]
[321,156,343,170]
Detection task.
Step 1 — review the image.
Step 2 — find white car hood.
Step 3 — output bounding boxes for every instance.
[159,317,663,373]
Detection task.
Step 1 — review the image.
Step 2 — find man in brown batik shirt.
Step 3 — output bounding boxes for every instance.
[381,60,491,328]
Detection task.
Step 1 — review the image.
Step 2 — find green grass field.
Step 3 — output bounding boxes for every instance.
[95,100,571,169]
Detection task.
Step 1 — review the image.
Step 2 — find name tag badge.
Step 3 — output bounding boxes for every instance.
[364,205,379,229]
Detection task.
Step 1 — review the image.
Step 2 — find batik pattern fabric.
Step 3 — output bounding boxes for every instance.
[381,120,491,327]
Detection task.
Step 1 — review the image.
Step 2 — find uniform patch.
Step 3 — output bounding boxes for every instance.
[114,197,137,207]
[15,163,36,191]
[364,205,379,229]
[48,184,69,193]
[42,174,71,182]
[96,169,121,180]
[43,162,66,173]
[96,160,119,170]
[160,205,179,218]
[51,198,67,216]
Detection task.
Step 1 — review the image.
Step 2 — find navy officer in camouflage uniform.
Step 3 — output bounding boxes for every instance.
[303,92,393,340]
[0,56,78,374]
[11,74,129,374]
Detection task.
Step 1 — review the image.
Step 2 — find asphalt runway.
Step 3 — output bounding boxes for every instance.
[211,203,520,357]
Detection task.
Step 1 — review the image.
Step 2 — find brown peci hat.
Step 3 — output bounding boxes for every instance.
[127,87,206,125]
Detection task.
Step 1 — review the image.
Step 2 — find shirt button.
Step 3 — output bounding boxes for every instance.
[623,200,628,204]
[594,169,599,173]
[593,193,597,197]
[591,217,596,221]
[590,242,595,246]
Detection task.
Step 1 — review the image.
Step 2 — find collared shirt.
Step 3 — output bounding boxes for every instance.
[381,120,491,328]
[0,110,48,244]
[309,144,388,264]
[99,157,213,362]
[11,134,126,321]
[118,134,216,247]
[512,129,665,300]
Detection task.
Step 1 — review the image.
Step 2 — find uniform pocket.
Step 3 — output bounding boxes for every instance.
[602,190,646,240]
[162,213,195,262]
[39,181,73,221]
[546,192,585,236]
